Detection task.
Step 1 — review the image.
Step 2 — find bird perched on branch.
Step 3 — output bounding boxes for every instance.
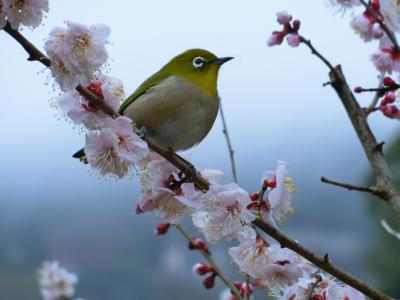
[74,48,232,160]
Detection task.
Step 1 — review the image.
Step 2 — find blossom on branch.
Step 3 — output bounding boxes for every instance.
[267,11,302,48]
[84,116,149,178]
[45,22,110,91]
[2,0,48,30]
[58,75,124,129]
[37,260,78,300]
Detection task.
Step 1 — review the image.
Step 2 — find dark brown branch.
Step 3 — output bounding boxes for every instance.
[321,176,388,200]
[253,218,393,300]
[329,65,400,222]
[359,0,400,52]
[3,24,392,300]
[175,225,243,300]
[219,99,238,183]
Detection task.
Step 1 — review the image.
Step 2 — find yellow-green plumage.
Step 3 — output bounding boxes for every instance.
[119,48,232,150]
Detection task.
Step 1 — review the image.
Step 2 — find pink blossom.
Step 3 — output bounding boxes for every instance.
[338,286,366,300]
[371,38,400,72]
[286,33,302,47]
[3,0,49,30]
[260,161,295,227]
[57,75,124,129]
[379,104,400,119]
[276,11,292,25]
[267,31,286,47]
[350,12,379,41]
[380,0,400,33]
[84,116,149,178]
[137,153,194,224]
[192,263,214,275]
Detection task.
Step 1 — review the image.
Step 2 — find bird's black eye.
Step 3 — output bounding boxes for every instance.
[192,56,205,68]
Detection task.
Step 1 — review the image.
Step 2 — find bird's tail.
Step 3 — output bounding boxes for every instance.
[72,148,88,164]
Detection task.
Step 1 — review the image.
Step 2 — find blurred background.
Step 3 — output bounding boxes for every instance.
[1,0,399,299]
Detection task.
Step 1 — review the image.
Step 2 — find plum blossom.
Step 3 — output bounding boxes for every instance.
[371,37,400,72]
[84,116,149,178]
[137,153,195,224]
[3,0,49,30]
[338,286,366,300]
[267,11,302,48]
[37,260,78,300]
[190,183,256,243]
[350,12,383,41]
[57,75,124,129]
[45,22,110,91]
[328,0,361,8]
[380,0,400,33]
[258,161,295,227]
[229,229,274,278]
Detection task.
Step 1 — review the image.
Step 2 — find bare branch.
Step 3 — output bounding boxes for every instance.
[175,225,243,300]
[321,176,388,200]
[301,38,335,72]
[3,24,392,300]
[219,99,238,183]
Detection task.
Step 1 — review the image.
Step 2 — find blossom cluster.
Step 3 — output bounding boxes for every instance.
[37,261,82,300]
[0,0,48,30]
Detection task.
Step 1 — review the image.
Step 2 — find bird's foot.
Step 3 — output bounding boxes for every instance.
[136,125,148,140]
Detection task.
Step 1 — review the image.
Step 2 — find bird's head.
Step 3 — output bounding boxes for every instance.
[162,49,233,96]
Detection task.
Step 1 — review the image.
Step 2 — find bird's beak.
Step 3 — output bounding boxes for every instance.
[211,57,234,65]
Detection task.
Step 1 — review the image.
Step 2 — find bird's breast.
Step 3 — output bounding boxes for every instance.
[122,76,220,150]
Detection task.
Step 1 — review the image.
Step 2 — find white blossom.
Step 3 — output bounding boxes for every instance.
[190,183,256,243]
[380,0,400,33]
[3,0,48,30]
[37,260,78,300]
[84,116,149,178]
[45,22,110,91]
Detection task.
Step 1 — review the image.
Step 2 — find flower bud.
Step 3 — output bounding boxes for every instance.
[249,192,259,201]
[292,19,301,31]
[135,202,145,214]
[287,33,302,47]
[192,263,214,275]
[372,23,383,39]
[202,273,216,289]
[383,76,396,87]
[155,223,170,235]
[189,237,209,253]
[371,0,380,12]
[239,282,254,297]
[353,86,362,93]
[381,91,396,105]
[276,11,292,25]
[267,31,286,47]
[263,177,277,188]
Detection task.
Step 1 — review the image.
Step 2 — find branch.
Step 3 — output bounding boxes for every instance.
[175,225,243,300]
[328,65,400,223]
[359,0,400,52]
[219,99,238,183]
[301,38,335,72]
[321,176,388,200]
[365,72,385,115]
[253,218,392,300]
[3,24,392,300]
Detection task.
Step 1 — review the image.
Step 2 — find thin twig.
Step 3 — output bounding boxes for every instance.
[175,225,243,300]
[366,72,385,115]
[3,24,392,300]
[359,0,400,52]
[219,99,238,183]
[307,274,322,300]
[301,38,335,72]
[321,176,388,200]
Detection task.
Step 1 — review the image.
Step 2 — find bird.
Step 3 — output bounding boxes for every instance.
[73,48,233,161]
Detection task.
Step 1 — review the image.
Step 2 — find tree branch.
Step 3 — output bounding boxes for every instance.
[328,65,400,223]
[175,225,243,300]
[3,24,392,300]
[252,218,392,300]
[219,99,238,183]
[321,176,388,200]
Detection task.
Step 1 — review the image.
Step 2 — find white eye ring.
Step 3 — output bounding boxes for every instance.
[192,56,205,68]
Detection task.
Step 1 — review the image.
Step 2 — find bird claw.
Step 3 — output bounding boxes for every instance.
[178,163,197,183]
[137,125,148,139]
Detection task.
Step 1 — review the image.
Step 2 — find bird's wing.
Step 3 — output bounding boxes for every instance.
[119,71,171,114]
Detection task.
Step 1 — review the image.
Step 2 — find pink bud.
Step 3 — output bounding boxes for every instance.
[287,33,302,47]
[383,76,396,86]
[381,91,396,105]
[189,237,209,253]
[354,86,362,93]
[155,223,170,235]
[292,19,301,31]
[249,192,259,201]
[371,0,380,12]
[202,273,216,289]
[267,31,286,47]
[239,282,254,297]
[263,177,277,188]
[192,263,214,275]
[276,11,292,25]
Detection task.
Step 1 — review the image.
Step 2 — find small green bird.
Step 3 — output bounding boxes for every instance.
[74,48,232,160]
